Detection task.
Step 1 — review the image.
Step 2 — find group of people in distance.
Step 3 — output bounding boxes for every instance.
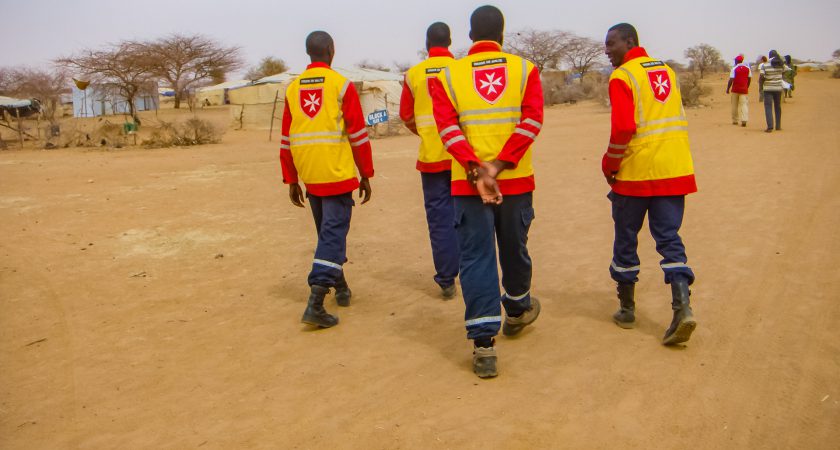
[728,50,797,132]
[279,5,698,379]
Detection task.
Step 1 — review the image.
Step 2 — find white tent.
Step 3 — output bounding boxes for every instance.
[195,79,252,106]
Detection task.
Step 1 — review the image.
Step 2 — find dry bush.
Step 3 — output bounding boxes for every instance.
[142,118,222,148]
[543,71,608,105]
[678,72,710,107]
[833,66,840,79]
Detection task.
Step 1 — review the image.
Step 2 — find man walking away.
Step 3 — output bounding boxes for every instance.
[726,54,751,127]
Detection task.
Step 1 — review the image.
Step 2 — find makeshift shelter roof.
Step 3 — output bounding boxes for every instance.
[0,96,33,108]
[196,79,252,93]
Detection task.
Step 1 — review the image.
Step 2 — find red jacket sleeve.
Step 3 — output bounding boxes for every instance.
[603,77,636,176]
[399,75,418,135]
[279,101,298,184]
[429,76,480,169]
[342,82,375,179]
[497,66,544,167]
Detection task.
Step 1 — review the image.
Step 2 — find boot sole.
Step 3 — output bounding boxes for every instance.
[613,318,635,329]
[301,315,339,328]
[662,318,696,345]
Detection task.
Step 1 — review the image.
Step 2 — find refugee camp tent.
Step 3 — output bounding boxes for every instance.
[228,67,403,130]
[194,79,251,106]
[71,82,158,118]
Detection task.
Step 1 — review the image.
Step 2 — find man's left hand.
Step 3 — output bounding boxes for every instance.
[359,177,372,204]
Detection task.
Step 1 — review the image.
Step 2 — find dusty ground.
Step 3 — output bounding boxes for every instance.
[1,72,838,449]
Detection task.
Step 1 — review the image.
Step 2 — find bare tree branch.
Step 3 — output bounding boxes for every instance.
[505,29,572,73]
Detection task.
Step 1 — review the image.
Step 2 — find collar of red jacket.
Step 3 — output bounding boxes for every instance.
[306,62,331,70]
[622,46,649,64]
[468,41,502,55]
[429,47,454,58]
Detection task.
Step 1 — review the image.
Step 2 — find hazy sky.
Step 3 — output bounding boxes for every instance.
[2,0,838,77]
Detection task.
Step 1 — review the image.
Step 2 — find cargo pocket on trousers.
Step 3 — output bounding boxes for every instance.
[521,206,535,230]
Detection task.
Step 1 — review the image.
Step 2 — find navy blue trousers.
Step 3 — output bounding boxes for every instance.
[454,193,535,340]
[306,192,354,288]
[420,171,460,288]
[609,192,695,285]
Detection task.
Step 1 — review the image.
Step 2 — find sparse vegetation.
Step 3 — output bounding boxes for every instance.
[143,118,222,148]
[678,72,710,107]
[684,44,724,79]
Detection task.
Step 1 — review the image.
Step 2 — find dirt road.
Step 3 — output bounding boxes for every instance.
[1,72,838,449]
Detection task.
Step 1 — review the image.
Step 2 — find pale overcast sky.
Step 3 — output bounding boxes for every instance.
[2,0,838,76]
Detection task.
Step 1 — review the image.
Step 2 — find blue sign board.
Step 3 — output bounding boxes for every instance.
[366,109,389,126]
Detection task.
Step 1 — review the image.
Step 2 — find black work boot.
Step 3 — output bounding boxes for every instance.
[334,279,352,307]
[662,279,696,345]
[301,285,339,328]
[612,283,636,329]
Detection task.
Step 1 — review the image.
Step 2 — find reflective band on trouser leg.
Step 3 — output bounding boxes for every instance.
[497,193,534,318]
[648,195,695,285]
[609,193,648,284]
[307,193,353,288]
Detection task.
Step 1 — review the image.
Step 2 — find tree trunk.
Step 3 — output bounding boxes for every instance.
[174,92,181,109]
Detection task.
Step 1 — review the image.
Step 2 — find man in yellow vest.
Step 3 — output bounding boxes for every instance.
[400,22,460,300]
[602,23,698,345]
[431,5,543,378]
[279,31,374,328]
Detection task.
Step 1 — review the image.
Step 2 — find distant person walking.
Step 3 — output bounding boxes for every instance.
[279,31,375,328]
[430,5,544,378]
[400,22,460,300]
[761,50,786,132]
[602,23,698,345]
[726,54,751,127]
[757,55,768,103]
[783,54,797,100]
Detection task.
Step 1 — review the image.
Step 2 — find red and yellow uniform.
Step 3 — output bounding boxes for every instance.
[430,41,544,195]
[400,47,456,172]
[603,47,697,197]
[280,62,374,196]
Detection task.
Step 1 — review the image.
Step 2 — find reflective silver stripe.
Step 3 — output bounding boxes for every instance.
[608,143,627,150]
[444,135,465,148]
[340,80,350,98]
[459,106,521,117]
[661,262,690,269]
[523,118,542,129]
[351,136,370,146]
[634,125,689,140]
[505,290,530,301]
[515,128,537,140]
[611,261,640,272]
[443,67,458,107]
[280,144,290,150]
[520,58,527,94]
[291,138,344,145]
[291,131,343,138]
[439,125,460,138]
[638,116,687,128]
[313,259,343,270]
[606,152,624,159]
[460,117,519,126]
[349,129,367,140]
[618,67,645,123]
[465,315,502,327]
[280,134,290,141]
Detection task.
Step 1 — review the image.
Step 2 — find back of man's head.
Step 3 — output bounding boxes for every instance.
[608,23,639,48]
[306,31,334,60]
[469,5,504,43]
[426,22,451,50]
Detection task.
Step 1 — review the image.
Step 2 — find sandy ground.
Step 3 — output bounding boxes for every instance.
[1,72,838,449]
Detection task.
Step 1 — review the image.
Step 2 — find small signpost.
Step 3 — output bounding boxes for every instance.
[366,109,388,126]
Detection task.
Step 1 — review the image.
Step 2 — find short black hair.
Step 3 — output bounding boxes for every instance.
[470,5,505,42]
[305,31,333,58]
[608,23,639,47]
[426,22,451,49]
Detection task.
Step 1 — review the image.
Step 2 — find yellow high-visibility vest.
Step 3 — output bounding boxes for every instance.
[610,57,694,183]
[285,67,356,185]
[406,55,455,170]
[437,48,535,185]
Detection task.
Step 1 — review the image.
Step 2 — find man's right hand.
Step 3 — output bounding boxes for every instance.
[289,183,305,208]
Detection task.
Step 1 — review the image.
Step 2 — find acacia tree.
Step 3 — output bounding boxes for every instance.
[355,60,391,72]
[564,36,604,78]
[244,56,288,80]
[0,67,67,123]
[684,44,724,79]
[146,34,242,108]
[505,29,572,72]
[56,41,154,123]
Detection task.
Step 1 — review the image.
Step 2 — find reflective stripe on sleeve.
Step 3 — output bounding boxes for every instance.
[606,152,624,159]
[349,129,367,140]
[444,135,465,148]
[350,136,370,147]
[514,128,537,140]
[439,125,460,138]
[523,118,542,129]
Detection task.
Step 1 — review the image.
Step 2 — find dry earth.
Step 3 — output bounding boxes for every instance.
[1,72,838,449]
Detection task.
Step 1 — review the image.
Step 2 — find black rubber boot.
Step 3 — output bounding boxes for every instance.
[301,285,339,328]
[334,279,351,307]
[612,283,636,329]
[662,279,696,345]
